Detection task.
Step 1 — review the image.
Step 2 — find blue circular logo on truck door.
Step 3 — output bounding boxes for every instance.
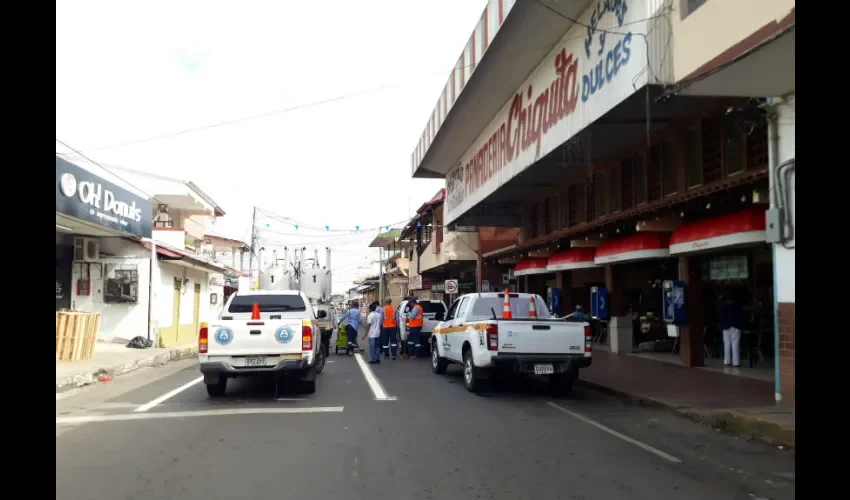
[214,327,233,345]
[275,326,294,343]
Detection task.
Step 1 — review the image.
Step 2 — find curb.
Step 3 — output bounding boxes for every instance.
[576,379,795,449]
[56,346,198,394]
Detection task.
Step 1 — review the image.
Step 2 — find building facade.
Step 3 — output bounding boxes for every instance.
[408,0,795,405]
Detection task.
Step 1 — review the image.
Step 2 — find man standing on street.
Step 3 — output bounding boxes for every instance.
[365,302,382,364]
[406,298,424,359]
[381,298,398,360]
[337,301,362,356]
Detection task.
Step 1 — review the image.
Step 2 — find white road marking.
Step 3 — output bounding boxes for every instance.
[353,353,395,401]
[134,376,203,412]
[57,406,345,424]
[547,402,682,463]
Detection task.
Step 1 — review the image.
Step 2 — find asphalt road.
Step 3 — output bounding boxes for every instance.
[57,353,795,500]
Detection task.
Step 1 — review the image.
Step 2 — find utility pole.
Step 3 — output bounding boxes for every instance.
[378,245,384,303]
[248,206,257,280]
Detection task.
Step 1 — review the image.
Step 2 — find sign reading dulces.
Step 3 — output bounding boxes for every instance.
[445,0,660,224]
[56,157,153,238]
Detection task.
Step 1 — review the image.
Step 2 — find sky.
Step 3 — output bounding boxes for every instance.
[56,0,488,293]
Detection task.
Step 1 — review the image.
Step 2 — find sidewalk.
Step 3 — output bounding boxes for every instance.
[580,349,795,448]
[56,341,197,393]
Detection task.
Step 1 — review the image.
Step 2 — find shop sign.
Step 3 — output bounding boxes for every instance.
[444,0,653,225]
[56,157,153,238]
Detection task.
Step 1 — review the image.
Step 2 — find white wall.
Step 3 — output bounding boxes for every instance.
[71,237,151,342]
[154,262,216,330]
[774,94,795,304]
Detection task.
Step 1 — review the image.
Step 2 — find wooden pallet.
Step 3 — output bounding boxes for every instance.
[56,311,101,361]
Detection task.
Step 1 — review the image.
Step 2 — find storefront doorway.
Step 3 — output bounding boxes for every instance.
[56,242,73,311]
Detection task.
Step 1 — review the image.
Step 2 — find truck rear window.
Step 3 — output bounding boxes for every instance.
[228,294,307,313]
[420,301,446,314]
[469,297,549,321]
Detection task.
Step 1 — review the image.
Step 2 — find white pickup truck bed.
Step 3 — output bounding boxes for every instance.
[430,292,592,394]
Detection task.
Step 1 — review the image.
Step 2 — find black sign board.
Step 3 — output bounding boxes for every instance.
[56,157,153,239]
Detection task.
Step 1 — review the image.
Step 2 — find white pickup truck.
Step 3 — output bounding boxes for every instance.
[199,290,326,397]
[429,292,592,394]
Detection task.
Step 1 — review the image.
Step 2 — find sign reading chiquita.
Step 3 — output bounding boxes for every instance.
[56,157,153,238]
[445,0,666,224]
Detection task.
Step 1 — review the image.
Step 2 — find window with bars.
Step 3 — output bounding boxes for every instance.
[684,127,703,188]
[594,172,608,217]
[701,118,723,183]
[635,153,648,205]
[568,184,585,226]
[647,146,662,202]
[661,140,677,196]
[746,117,769,170]
[544,196,558,235]
[560,193,571,229]
[610,165,621,213]
[621,158,635,210]
[723,119,747,176]
[528,204,541,240]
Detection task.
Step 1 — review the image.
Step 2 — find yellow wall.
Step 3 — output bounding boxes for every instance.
[672,0,795,81]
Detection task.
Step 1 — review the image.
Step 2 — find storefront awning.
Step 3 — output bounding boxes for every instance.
[514,257,550,276]
[546,248,598,272]
[594,233,671,265]
[669,209,767,256]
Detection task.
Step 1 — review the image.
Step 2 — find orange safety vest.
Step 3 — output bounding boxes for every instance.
[382,305,397,328]
[408,304,424,328]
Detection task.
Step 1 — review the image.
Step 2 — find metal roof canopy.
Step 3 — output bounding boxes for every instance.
[369,229,402,248]
[451,87,752,227]
[414,0,592,179]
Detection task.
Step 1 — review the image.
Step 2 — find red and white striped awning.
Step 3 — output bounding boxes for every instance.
[514,257,550,276]
[546,248,598,272]
[594,233,671,265]
[669,209,767,255]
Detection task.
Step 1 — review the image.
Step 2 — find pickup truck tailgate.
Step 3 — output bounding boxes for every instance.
[207,319,304,356]
[497,320,588,355]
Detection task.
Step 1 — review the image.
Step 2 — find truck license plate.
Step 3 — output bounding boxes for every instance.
[245,356,267,366]
[534,364,554,375]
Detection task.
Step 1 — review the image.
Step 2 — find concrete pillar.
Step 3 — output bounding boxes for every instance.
[605,265,631,353]
[678,256,705,367]
[773,94,795,406]
[232,247,240,271]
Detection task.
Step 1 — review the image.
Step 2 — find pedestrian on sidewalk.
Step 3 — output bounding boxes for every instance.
[719,292,743,367]
[405,298,424,359]
[366,302,382,364]
[381,298,398,360]
[337,301,362,356]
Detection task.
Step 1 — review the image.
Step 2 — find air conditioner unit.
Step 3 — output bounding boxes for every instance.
[73,237,100,262]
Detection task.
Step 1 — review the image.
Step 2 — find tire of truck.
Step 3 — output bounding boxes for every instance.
[549,369,577,397]
[315,345,327,375]
[206,376,227,398]
[431,339,448,374]
[462,348,485,394]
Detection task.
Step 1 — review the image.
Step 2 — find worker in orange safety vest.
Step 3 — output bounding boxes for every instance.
[381,298,398,360]
[405,298,424,359]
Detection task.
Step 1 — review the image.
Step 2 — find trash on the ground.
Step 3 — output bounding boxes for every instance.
[126,336,154,349]
[99,375,113,382]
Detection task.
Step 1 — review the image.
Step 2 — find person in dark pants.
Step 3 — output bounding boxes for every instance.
[381,298,398,360]
[406,298,424,359]
[337,301,362,356]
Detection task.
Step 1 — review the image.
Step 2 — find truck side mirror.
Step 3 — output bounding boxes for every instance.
[316,310,328,319]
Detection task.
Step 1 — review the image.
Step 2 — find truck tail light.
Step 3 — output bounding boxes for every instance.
[486,324,498,351]
[199,322,209,354]
[302,325,313,351]
[584,325,592,353]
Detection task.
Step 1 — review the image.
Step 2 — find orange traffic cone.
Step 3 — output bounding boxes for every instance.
[251,302,261,320]
[528,296,537,318]
[502,289,513,319]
